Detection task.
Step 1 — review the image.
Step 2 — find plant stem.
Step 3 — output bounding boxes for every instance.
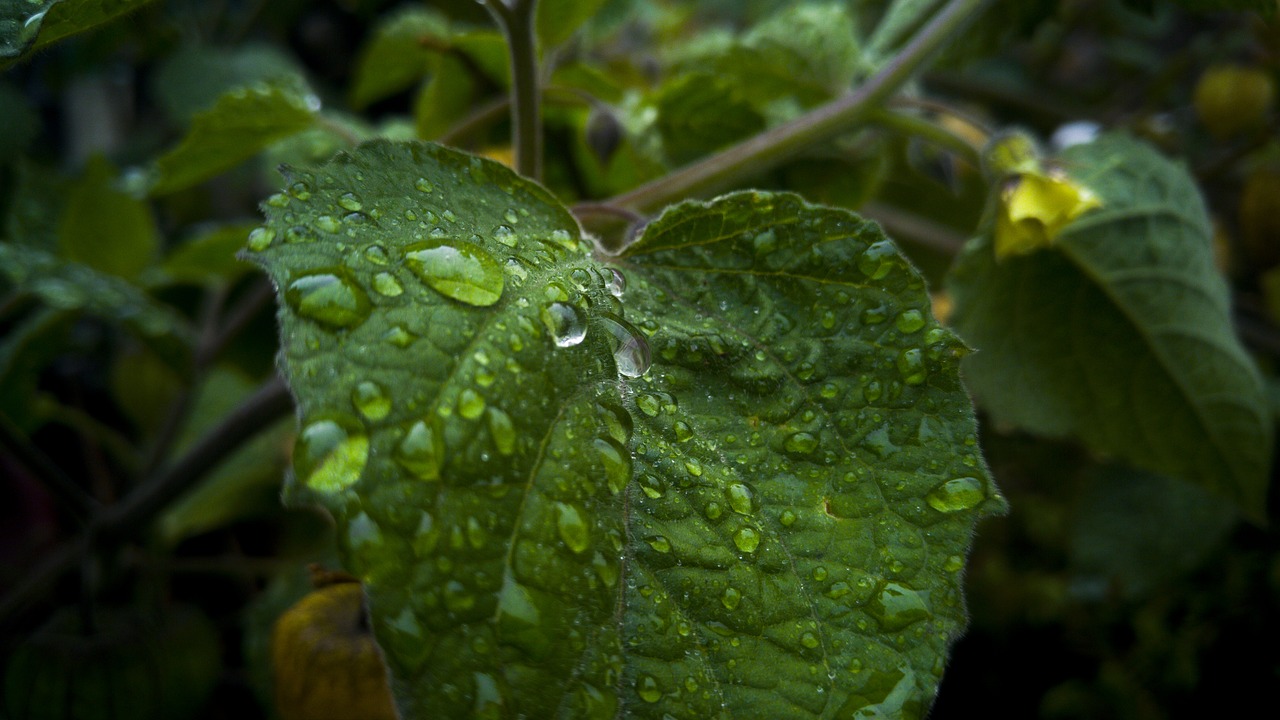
[0,376,293,632]
[607,0,994,217]
[483,0,543,180]
[868,108,983,166]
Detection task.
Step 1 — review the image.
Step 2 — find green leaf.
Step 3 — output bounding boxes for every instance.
[350,6,450,110]
[536,0,609,49]
[413,53,476,140]
[157,223,258,286]
[947,133,1272,518]
[248,140,1003,718]
[654,73,767,166]
[866,0,943,61]
[4,158,68,251]
[1069,465,1237,600]
[0,0,155,61]
[150,80,318,196]
[0,243,194,370]
[152,43,308,123]
[59,155,159,280]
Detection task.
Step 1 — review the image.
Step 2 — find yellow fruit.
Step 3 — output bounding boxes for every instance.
[1194,64,1275,139]
[272,582,397,720]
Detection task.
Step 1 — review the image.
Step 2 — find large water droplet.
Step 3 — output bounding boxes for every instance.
[293,417,368,493]
[721,586,742,610]
[599,312,651,378]
[284,271,371,329]
[458,388,485,419]
[868,582,931,631]
[555,502,590,554]
[857,240,897,279]
[395,419,442,480]
[351,380,391,421]
[784,431,819,456]
[606,268,626,297]
[636,674,662,703]
[488,407,516,455]
[404,240,504,307]
[896,349,927,385]
[733,527,761,553]
[315,215,341,233]
[372,272,404,297]
[246,227,275,251]
[337,192,363,211]
[284,225,317,244]
[926,476,985,512]
[594,437,632,494]
[541,302,587,347]
[896,309,926,334]
[726,482,754,515]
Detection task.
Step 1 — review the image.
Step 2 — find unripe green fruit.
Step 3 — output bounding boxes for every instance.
[1194,64,1275,139]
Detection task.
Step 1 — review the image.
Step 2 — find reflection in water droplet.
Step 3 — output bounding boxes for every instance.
[488,407,516,455]
[598,312,651,378]
[395,419,442,480]
[926,477,985,512]
[801,631,820,649]
[635,394,660,417]
[636,674,662,703]
[351,380,391,420]
[673,421,693,442]
[896,349,927,385]
[372,272,404,297]
[896,309,926,334]
[594,437,631,494]
[284,271,371,329]
[494,225,517,247]
[868,582,931,631]
[337,192,363,211]
[404,240,505,307]
[733,527,761,553]
[364,245,390,265]
[541,302,587,347]
[246,227,275,251]
[458,388,485,419]
[857,240,897,279]
[555,502,590,554]
[294,417,368,493]
[606,268,626,297]
[727,483,754,515]
[784,432,819,456]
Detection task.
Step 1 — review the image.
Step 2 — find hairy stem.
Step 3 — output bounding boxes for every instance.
[607,0,994,218]
[484,0,543,180]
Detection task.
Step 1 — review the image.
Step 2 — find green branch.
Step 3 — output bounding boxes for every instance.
[605,0,994,218]
[483,0,543,180]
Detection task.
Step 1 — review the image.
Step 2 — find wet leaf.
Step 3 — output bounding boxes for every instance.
[0,0,155,62]
[948,133,1272,519]
[248,140,1003,719]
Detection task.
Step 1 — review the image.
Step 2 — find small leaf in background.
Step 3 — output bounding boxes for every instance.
[535,0,609,49]
[993,169,1103,260]
[157,368,290,544]
[150,80,318,196]
[158,223,258,286]
[1069,465,1238,601]
[152,43,308,123]
[413,54,476,140]
[866,0,943,61]
[59,155,159,280]
[0,0,155,61]
[0,244,194,371]
[350,7,450,110]
[247,140,1003,718]
[948,133,1273,518]
[5,158,69,251]
[654,73,766,165]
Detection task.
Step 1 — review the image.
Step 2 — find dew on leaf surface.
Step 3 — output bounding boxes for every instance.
[926,477,985,512]
[395,419,442,480]
[733,527,761,553]
[293,417,368,493]
[555,502,590,554]
[372,272,404,297]
[541,302,587,347]
[487,407,516,455]
[246,227,275,251]
[404,239,504,307]
[351,380,391,420]
[599,312,651,377]
[284,271,371,329]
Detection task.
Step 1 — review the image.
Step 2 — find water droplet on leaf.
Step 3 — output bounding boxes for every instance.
[926,477,985,512]
[541,302,587,347]
[404,240,505,307]
[555,502,590,554]
[395,419,442,480]
[351,380,391,420]
[284,271,371,329]
[294,417,368,493]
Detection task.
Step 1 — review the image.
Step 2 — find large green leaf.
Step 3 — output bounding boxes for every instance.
[150,80,318,196]
[0,0,154,61]
[247,140,1003,719]
[350,6,450,110]
[947,133,1271,518]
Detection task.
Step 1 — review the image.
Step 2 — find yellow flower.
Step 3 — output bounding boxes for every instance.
[994,168,1102,260]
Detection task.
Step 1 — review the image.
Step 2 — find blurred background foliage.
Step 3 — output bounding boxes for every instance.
[1,0,1278,718]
